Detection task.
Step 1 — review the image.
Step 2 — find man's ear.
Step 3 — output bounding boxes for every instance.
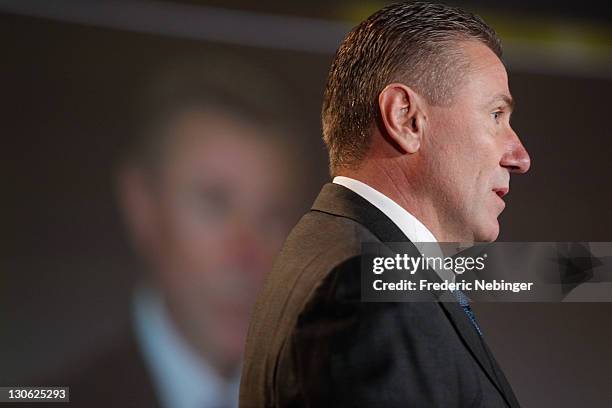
[115,162,160,257]
[378,83,425,154]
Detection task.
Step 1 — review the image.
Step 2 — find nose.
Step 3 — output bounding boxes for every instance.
[500,130,531,174]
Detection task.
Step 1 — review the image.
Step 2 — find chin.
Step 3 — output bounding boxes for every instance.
[474,220,500,243]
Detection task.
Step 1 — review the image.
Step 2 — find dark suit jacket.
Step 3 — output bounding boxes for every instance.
[239,183,520,407]
[38,324,161,408]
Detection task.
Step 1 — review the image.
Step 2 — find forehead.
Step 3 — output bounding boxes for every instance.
[165,110,278,168]
[455,40,510,101]
[159,110,293,190]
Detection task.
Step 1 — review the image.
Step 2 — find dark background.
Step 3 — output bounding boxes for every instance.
[1,1,611,406]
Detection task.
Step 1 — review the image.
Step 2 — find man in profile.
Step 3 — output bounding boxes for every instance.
[64,58,304,408]
[240,2,530,407]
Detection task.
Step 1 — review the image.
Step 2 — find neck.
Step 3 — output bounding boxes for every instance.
[337,160,463,242]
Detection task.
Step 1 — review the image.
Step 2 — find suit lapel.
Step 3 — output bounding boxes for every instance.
[482,340,521,407]
[436,295,517,407]
[311,183,517,407]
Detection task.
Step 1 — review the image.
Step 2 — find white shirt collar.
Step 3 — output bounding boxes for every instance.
[333,176,454,283]
[333,176,437,243]
[132,285,240,408]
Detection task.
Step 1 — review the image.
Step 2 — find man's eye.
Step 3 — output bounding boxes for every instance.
[491,111,503,121]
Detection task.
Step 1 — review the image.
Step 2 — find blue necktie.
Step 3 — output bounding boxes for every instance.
[452,289,483,336]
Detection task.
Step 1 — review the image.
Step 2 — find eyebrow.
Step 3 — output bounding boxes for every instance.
[490,94,515,112]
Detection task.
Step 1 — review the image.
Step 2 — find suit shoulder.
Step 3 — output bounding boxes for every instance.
[281,210,378,269]
[263,210,378,307]
[248,211,377,346]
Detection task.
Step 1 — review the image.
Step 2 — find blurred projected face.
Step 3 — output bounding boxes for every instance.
[132,109,296,373]
[421,41,531,242]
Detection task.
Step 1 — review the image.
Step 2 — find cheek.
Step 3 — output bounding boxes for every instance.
[156,202,228,281]
[434,154,475,199]
[439,155,491,215]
